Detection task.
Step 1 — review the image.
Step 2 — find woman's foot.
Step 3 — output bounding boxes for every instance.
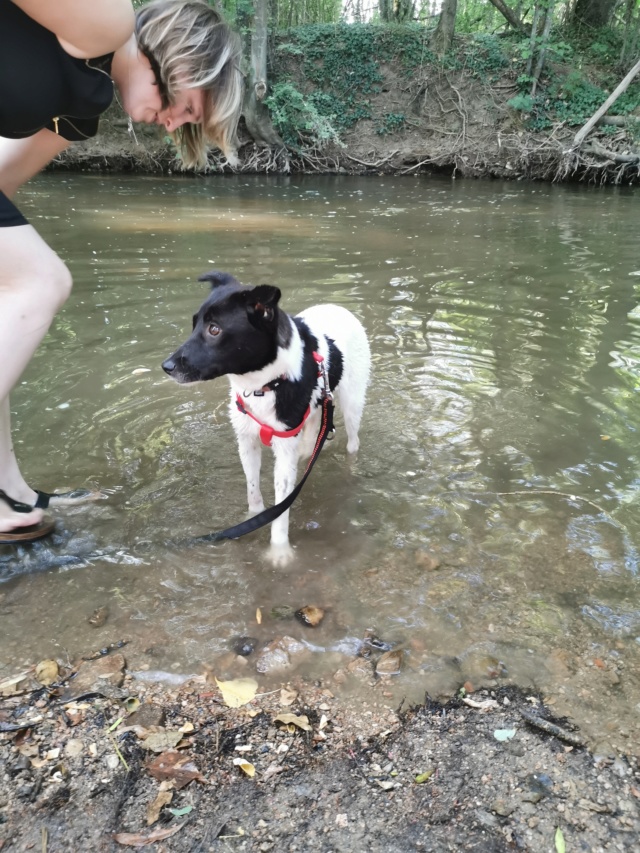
[0,490,46,537]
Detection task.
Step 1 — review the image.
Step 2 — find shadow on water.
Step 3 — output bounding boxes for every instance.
[2,174,640,751]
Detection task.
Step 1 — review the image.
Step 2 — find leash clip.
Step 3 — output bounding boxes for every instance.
[313,351,333,402]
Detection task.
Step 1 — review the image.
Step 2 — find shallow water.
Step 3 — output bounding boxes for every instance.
[1,173,639,751]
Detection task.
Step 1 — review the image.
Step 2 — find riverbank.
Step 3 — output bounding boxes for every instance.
[1,649,639,852]
[50,26,640,186]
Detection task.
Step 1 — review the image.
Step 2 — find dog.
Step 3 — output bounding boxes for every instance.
[162,271,371,565]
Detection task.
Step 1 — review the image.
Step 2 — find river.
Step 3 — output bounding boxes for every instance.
[1,172,639,751]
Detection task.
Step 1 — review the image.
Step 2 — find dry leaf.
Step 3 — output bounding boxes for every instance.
[0,669,33,696]
[141,731,183,752]
[273,713,312,732]
[319,714,329,730]
[146,790,173,826]
[35,660,59,686]
[215,677,258,708]
[146,750,206,789]
[256,607,262,625]
[179,722,195,734]
[233,757,256,777]
[114,822,185,847]
[280,687,298,706]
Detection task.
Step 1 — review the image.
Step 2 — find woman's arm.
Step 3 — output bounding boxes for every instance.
[12,0,135,59]
[0,131,69,198]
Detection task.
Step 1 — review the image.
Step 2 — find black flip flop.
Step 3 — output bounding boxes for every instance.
[0,518,56,544]
[0,488,98,511]
[33,488,97,509]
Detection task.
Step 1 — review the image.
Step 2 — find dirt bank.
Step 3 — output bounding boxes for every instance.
[50,59,640,186]
[1,648,639,852]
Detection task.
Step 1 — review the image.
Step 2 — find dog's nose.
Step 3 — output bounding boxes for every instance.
[162,358,176,375]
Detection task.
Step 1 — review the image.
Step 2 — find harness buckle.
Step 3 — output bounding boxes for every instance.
[259,424,275,447]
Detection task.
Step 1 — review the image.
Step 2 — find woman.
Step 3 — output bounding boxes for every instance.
[0,0,243,542]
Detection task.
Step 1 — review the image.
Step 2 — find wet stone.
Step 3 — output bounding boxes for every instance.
[126,703,166,729]
[60,653,126,702]
[231,636,259,657]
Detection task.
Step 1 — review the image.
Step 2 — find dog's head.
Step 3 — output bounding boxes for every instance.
[162,270,285,383]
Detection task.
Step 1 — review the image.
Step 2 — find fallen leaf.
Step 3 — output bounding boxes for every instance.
[274,713,312,732]
[415,769,435,784]
[233,757,256,777]
[146,750,206,789]
[168,805,193,817]
[141,731,184,752]
[35,660,59,686]
[215,677,258,708]
[114,822,186,847]
[146,790,173,826]
[0,670,33,696]
[463,697,499,712]
[179,722,195,734]
[319,714,329,730]
[555,826,566,853]
[493,728,517,742]
[256,607,262,625]
[280,687,298,706]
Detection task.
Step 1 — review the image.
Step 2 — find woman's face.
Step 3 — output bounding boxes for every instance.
[121,51,205,132]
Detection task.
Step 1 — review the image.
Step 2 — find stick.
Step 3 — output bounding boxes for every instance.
[573,58,640,148]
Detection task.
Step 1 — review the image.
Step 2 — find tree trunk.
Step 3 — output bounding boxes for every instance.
[572,0,617,28]
[486,0,529,33]
[241,0,283,147]
[525,4,542,77]
[530,0,555,96]
[431,0,458,55]
[573,57,640,148]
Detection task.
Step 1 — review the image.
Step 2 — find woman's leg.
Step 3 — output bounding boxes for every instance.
[0,223,72,533]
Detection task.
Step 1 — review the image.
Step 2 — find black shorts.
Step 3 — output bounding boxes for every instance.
[0,190,28,227]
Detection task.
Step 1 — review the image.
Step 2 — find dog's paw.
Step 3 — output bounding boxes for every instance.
[267,542,295,568]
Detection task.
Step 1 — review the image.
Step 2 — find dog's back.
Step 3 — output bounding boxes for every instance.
[296,304,370,455]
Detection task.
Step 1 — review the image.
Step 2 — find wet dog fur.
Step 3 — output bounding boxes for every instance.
[162,271,371,565]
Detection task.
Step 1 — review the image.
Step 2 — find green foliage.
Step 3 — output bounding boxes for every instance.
[376,112,407,134]
[275,24,432,131]
[508,93,534,112]
[264,81,342,148]
[453,33,510,78]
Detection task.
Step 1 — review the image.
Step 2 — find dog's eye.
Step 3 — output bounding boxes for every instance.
[208,323,221,337]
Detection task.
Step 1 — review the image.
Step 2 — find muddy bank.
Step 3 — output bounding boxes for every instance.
[50,63,640,186]
[1,649,639,852]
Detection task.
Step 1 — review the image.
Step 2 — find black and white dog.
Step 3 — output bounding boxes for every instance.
[162,271,371,565]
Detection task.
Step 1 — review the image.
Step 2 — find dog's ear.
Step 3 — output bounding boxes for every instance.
[197,270,240,290]
[243,285,281,323]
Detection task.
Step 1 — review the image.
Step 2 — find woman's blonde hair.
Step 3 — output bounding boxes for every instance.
[135,0,243,168]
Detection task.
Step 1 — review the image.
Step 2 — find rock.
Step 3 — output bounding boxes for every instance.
[255,636,306,674]
[346,657,375,680]
[295,606,324,627]
[60,653,126,702]
[88,606,109,628]
[376,649,403,676]
[415,550,441,571]
[64,739,85,758]
[231,636,259,657]
[491,798,516,817]
[126,703,166,729]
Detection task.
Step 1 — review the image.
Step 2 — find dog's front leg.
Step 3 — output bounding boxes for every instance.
[267,441,299,566]
[237,434,265,515]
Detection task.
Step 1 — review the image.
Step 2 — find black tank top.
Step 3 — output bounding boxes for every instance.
[0,0,114,141]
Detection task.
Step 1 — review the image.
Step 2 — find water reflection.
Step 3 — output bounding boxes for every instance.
[1,174,640,750]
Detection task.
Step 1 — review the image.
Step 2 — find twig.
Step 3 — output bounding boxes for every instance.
[519,708,585,747]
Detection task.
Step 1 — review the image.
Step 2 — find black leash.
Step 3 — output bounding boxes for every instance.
[186,395,335,545]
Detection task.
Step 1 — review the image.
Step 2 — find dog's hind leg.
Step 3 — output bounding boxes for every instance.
[237,435,265,515]
[338,386,367,454]
[266,440,299,566]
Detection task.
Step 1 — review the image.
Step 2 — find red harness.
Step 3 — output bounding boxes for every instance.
[235,352,326,448]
